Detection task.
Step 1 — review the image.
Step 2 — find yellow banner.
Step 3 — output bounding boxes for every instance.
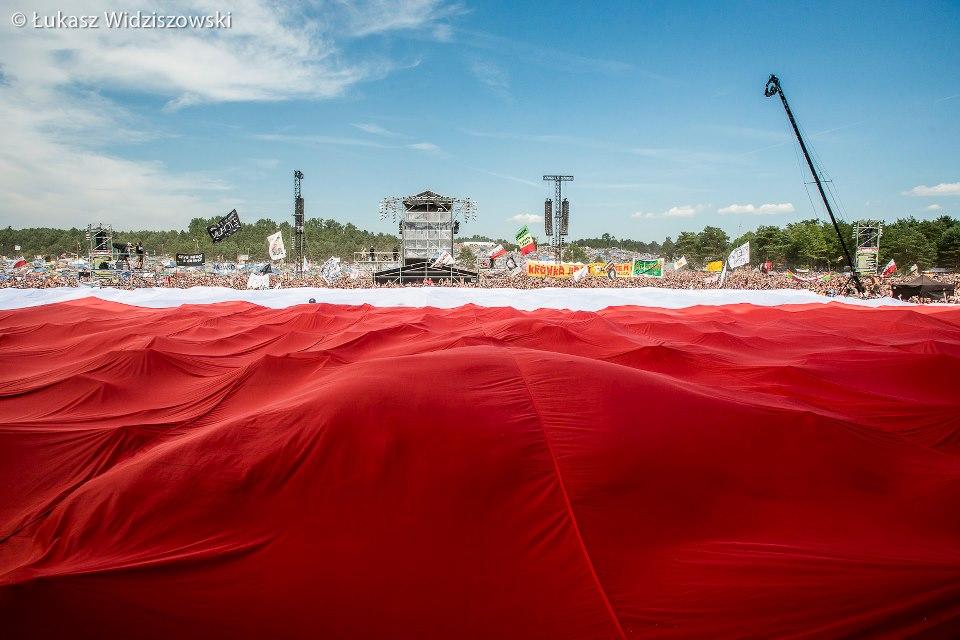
[706,260,724,272]
[525,261,634,278]
[587,262,633,277]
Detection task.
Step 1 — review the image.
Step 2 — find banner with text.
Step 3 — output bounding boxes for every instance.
[632,258,664,278]
[176,253,205,267]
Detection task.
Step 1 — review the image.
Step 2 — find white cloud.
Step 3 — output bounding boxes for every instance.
[508,213,542,224]
[341,0,467,37]
[904,183,960,197]
[0,1,460,227]
[631,204,705,219]
[718,202,795,215]
[408,142,441,153]
[926,204,943,211]
[352,122,404,137]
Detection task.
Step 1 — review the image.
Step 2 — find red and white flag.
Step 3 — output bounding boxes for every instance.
[881,259,896,277]
[488,244,507,259]
[1,286,956,637]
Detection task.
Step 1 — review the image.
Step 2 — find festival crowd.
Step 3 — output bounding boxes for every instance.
[2,266,957,303]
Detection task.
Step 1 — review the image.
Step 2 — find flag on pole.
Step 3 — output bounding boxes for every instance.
[488,244,507,259]
[572,264,589,282]
[727,242,750,269]
[881,259,897,277]
[515,226,536,255]
[909,264,919,274]
[674,256,688,270]
[267,231,286,261]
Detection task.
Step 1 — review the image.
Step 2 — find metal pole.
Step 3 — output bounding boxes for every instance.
[553,177,563,264]
[765,74,863,293]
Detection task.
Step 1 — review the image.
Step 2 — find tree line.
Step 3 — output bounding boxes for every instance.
[0,217,401,263]
[573,216,960,270]
[3,214,958,271]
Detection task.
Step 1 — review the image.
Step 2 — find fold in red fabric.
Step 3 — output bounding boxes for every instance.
[1,299,960,638]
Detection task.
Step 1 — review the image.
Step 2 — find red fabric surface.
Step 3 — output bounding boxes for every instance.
[2,299,960,638]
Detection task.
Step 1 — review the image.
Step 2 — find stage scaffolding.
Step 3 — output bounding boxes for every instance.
[854,221,883,275]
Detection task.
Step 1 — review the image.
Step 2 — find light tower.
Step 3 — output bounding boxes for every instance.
[853,220,883,275]
[543,175,573,263]
[293,170,305,275]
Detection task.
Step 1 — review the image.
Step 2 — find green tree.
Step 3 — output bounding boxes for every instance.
[697,226,729,263]
[753,225,790,265]
[881,224,937,270]
[660,236,676,260]
[785,220,829,268]
[457,246,476,266]
[674,231,701,267]
[937,224,960,269]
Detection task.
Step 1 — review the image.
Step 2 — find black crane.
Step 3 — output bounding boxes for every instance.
[764,74,863,294]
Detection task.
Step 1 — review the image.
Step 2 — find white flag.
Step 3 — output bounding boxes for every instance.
[267,231,286,261]
[320,257,343,283]
[246,273,270,289]
[909,264,919,274]
[674,255,688,270]
[727,242,750,269]
[572,264,588,282]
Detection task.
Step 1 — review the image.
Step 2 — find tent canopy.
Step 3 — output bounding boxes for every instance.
[892,275,955,300]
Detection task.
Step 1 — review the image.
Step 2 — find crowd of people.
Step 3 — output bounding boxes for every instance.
[2,265,957,303]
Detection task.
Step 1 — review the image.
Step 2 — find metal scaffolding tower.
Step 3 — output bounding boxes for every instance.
[543,175,573,263]
[853,220,883,275]
[293,170,305,275]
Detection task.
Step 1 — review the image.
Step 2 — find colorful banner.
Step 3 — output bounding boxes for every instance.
[515,225,536,255]
[706,260,724,272]
[525,261,586,278]
[587,262,632,278]
[632,258,664,278]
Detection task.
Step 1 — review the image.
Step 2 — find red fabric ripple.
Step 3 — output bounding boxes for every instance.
[1,300,960,638]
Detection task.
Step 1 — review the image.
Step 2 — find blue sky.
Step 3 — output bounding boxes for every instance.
[0,0,957,242]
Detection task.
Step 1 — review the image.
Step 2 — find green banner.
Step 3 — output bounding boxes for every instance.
[632,258,663,278]
[515,225,534,248]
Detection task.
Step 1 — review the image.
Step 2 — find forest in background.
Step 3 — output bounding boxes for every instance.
[2,215,959,271]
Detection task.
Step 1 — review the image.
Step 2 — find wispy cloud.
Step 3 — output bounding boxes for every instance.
[255,133,391,148]
[718,203,795,215]
[508,213,542,224]
[341,0,468,37]
[903,182,960,197]
[632,205,705,219]
[926,204,943,211]
[465,167,542,188]
[469,59,510,98]
[352,122,406,137]
[462,129,746,166]
[453,28,662,80]
[408,142,442,153]
[0,1,462,227]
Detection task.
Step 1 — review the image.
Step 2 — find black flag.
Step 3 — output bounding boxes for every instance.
[207,209,242,243]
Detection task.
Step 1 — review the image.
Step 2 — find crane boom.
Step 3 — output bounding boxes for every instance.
[764,74,863,294]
